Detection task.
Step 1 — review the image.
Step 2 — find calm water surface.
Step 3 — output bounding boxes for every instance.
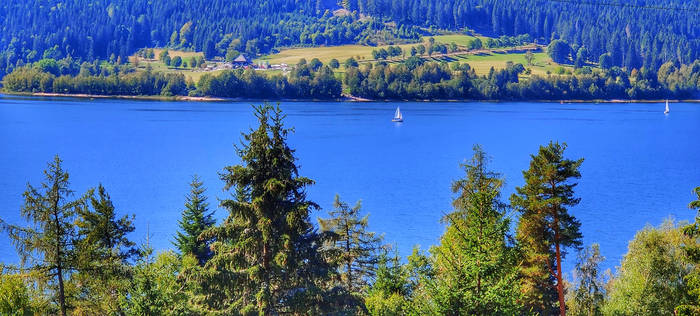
[1,95,699,274]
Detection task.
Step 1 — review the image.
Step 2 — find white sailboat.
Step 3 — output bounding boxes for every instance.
[392,106,403,122]
[664,100,670,114]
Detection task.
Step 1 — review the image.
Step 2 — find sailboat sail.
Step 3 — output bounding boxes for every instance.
[394,107,402,120]
[665,100,670,114]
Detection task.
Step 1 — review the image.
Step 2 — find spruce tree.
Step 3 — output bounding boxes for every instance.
[429,145,521,315]
[318,195,382,308]
[73,184,138,314]
[0,155,83,316]
[511,141,584,316]
[173,175,215,266]
[197,104,329,315]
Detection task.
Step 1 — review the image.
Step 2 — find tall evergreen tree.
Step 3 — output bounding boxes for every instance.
[197,104,330,315]
[0,155,83,316]
[73,184,138,314]
[318,195,383,309]
[511,141,584,315]
[429,145,521,315]
[173,175,215,266]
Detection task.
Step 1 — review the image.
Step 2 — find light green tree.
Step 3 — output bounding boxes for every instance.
[428,145,521,315]
[604,219,693,315]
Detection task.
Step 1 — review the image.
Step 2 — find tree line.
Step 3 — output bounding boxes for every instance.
[1,58,342,99]
[2,103,699,315]
[5,56,700,100]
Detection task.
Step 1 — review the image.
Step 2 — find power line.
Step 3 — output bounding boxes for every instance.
[544,0,700,12]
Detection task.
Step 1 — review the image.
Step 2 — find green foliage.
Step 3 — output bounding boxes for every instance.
[427,145,521,315]
[547,40,571,64]
[125,247,192,316]
[173,176,215,266]
[365,251,411,316]
[678,187,700,314]
[72,184,138,314]
[329,58,340,69]
[604,219,693,315]
[511,141,584,315]
[0,155,84,316]
[319,195,383,309]
[566,243,606,316]
[0,273,34,316]
[196,104,330,314]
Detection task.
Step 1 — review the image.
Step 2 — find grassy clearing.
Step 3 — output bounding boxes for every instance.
[430,34,488,47]
[449,52,574,76]
[152,48,203,60]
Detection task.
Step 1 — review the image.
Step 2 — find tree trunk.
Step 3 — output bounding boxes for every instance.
[554,221,566,316]
[53,183,67,316]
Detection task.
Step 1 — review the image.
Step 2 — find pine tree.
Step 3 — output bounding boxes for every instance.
[0,155,83,316]
[318,195,382,308]
[511,141,584,315]
[429,145,521,315]
[173,175,215,266]
[197,103,330,315]
[73,184,138,314]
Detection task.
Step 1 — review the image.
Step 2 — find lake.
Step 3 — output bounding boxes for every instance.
[1,95,699,274]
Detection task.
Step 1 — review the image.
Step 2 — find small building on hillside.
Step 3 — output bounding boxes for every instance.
[233,54,251,67]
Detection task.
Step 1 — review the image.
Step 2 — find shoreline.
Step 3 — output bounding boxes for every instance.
[2,91,699,104]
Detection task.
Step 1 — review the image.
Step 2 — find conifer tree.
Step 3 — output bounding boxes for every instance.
[0,155,83,316]
[318,195,383,308]
[73,184,138,314]
[511,141,584,315]
[197,103,330,315]
[173,175,215,266]
[429,145,521,315]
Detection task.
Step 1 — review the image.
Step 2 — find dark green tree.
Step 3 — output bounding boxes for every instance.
[318,195,383,308]
[329,58,340,69]
[197,104,329,315]
[429,145,521,315]
[0,155,83,316]
[511,141,584,316]
[547,40,571,64]
[173,175,215,266]
[73,184,138,314]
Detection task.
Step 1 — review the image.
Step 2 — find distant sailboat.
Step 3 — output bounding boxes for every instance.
[392,106,403,122]
[664,100,670,114]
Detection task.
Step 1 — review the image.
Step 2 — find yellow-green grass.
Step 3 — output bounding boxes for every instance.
[152,48,203,60]
[430,34,489,47]
[447,52,574,76]
[257,44,415,66]
[133,59,222,82]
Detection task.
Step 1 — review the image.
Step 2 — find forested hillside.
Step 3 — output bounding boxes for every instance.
[2,0,699,79]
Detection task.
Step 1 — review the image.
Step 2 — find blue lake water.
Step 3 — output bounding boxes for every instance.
[1,95,699,275]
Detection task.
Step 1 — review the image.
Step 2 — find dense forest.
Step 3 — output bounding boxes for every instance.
[2,0,700,81]
[1,104,699,315]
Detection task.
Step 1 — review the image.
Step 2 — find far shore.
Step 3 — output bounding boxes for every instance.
[1,91,699,104]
